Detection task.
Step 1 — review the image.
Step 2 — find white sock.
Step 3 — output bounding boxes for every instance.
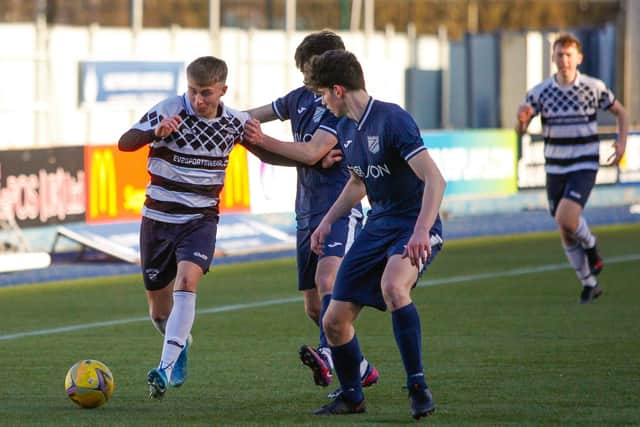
[563,244,597,287]
[359,358,369,378]
[318,347,335,371]
[159,291,196,380]
[320,348,369,377]
[574,216,596,249]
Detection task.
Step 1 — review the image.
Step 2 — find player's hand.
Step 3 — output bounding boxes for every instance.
[311,221,331,256]
[606,141,626,166]
[155,115,182,138]
[402,227,432,268]
[516,104,534,128]
[321,149,343,169]
[243,119,264,145]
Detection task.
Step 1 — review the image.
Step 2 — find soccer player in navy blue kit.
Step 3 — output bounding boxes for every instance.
[516,33,628,304]
[304,50,446,419]
[245,30,378,392]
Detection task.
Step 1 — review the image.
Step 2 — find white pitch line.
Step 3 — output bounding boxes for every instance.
[2,254,639,342]
[0,297,301,342]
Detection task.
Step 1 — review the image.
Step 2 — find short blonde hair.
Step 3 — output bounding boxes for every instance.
[186,56,227,86]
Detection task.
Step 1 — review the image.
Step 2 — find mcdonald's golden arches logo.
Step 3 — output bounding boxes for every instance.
[89,148,118,218]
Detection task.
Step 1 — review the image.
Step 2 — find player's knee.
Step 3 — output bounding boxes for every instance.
[382,283,411,311]
[322,313,343,341]
[173,275,198,292]
[556,218,578,237]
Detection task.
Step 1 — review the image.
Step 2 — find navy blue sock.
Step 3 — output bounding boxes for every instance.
[331,336,364,403]
[318,294,331,348]
[392,303,426,388]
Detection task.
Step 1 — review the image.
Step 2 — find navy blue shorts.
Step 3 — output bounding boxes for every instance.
[332,216,443,311]
[140,216,218,291]
[296,212,362,291]
[546,170,597,217]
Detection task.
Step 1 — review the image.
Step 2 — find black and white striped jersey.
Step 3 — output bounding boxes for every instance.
[133,94,249,224]
[524,72,615,175]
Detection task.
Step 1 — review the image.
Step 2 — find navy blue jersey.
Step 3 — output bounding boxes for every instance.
[273,86,356,228]
[337,97,442,235]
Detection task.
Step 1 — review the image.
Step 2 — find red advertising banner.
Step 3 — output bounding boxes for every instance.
[84,145,148,223]
[0,147,86,227]
[85,143,251,223]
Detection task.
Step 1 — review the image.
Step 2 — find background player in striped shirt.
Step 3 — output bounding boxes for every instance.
[304,49,446,419]
[245,30,378,394]
[119,56,255,399]
[516,33,628,304]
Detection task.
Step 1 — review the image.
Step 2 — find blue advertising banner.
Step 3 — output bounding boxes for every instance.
[423,130,518,196]
[79,61,183,104]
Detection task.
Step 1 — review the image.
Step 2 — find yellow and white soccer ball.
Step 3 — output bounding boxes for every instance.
[65,359,115,409]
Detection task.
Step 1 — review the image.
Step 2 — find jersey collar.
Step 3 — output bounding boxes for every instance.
[553,71,581,88]
[182,93,196,115]
[356,96,375,131]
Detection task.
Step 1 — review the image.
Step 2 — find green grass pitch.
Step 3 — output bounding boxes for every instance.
[1,223,639,426]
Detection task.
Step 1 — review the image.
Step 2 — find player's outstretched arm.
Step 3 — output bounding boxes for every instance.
[403,150,446,267]
[118,115,182,152]
[607,100,628,165]
[244,119,338,166]
[311,174,366,256]
[239,140,300,167]
[246,103,278,123]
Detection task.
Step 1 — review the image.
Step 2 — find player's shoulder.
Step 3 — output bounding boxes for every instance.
[528,76,555,94]
[284,85,316,103]
[221,103,250,123]
[577,73,608,90]
[154,94,187,114]
[371,99,414,127]
[372,99,407,118]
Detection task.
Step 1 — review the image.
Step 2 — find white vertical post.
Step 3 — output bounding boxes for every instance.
[364,0,374,35]
[407,22,416,68]
[284,0,297,102]
[209,0,220,56]
[286,0,296,33]
[438,24,450,129]
[350,0,362,32]
[131,0,143,37]
[34,8,48,147]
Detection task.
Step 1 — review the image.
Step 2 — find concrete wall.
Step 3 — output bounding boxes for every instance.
[0,23,442,149]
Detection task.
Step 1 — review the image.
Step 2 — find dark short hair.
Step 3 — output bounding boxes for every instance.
[552,33,582,54]
[186,56,228,85]
[294,30,345,72]
[304,50,365,92]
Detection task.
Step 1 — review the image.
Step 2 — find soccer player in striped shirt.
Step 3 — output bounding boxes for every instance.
[304,50,446,419]
[516,33,628,304]
[118,56,255,399]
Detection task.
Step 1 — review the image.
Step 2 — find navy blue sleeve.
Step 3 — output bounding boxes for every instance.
[389,108,426,161]
[272,88,298,122]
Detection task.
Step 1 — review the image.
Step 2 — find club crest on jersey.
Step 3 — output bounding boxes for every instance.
[313,106,325,123]
[367,136,380,153]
